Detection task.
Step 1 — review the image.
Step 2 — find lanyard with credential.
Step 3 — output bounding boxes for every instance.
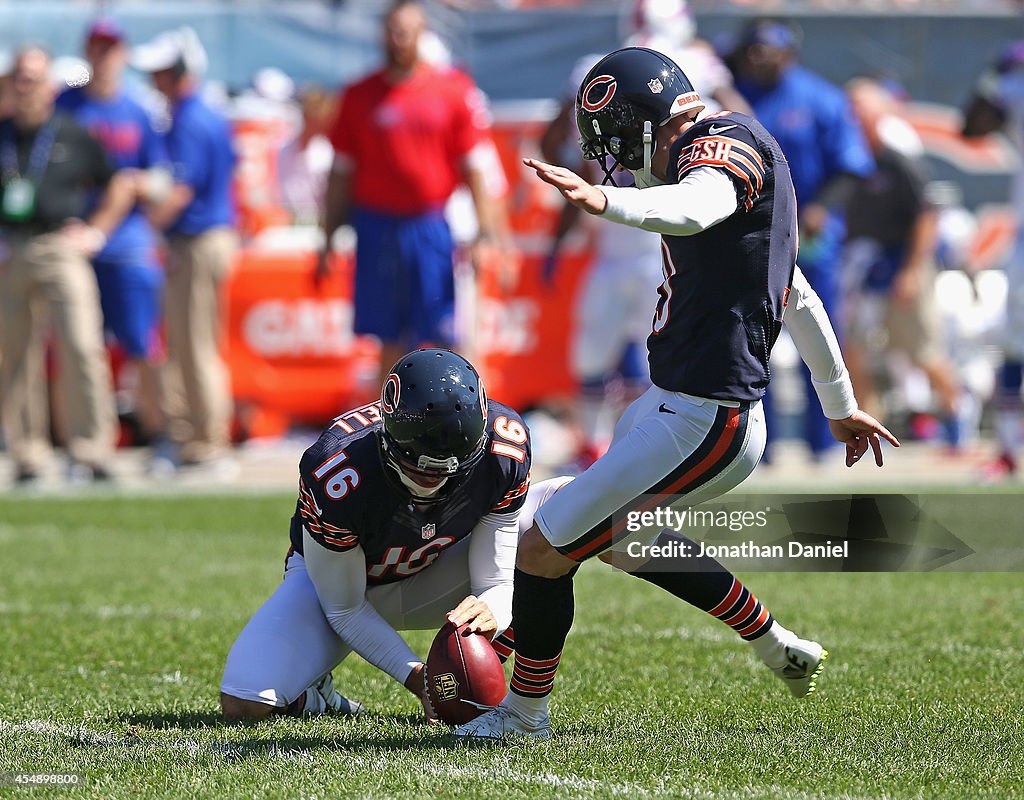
[0,119,57,222]
[0,119,58,184]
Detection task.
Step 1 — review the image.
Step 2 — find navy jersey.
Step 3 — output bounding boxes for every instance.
[648,111,798,402]
[289,400,531,586]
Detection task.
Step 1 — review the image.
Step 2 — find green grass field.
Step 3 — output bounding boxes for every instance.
[1,493,1021,800]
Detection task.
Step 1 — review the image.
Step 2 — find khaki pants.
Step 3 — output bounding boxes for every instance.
[0,231,116,472]
[163,227,237,464]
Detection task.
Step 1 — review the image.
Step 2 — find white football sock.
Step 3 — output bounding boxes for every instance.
[501,691,549,723]
[749,621,796,669]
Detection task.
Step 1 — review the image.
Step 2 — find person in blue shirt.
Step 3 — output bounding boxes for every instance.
[57,17,171,446]
[730,19,874,461]
[132,28,238,473]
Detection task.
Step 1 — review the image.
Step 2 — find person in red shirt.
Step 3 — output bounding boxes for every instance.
[318,0,509,387]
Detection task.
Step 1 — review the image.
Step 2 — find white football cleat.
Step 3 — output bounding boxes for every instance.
[772,638,829,698]
[308,672,366,716]
[452,704,552,741]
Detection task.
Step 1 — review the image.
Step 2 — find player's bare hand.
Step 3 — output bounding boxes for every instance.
[404,662,439,724]
[523,158,607,215]
[446,595,498,640]
[828,409,901,467]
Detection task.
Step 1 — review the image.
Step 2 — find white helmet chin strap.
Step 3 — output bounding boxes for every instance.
[641,119,654,187]
[393,465,448,498]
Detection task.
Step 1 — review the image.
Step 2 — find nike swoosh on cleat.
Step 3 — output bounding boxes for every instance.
[658,404,676,415]
[708,124,737,134]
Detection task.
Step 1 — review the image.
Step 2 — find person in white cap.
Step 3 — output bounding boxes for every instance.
[132,28,238,475]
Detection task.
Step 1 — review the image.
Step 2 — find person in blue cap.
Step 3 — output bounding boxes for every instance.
[730,18,874,462]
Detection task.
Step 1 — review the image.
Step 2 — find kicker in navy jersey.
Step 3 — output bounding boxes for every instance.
[652,111,797,402]
[455,46,900,742]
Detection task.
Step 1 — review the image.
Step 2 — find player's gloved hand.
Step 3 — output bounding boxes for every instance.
[828,409,901,467]
[404,662,439,724]
[446,595,498,640]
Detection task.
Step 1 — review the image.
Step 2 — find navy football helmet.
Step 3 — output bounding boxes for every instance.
[576,46,704,185]
[379,348,488,502]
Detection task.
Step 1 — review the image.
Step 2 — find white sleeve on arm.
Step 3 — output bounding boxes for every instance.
[302,529,421,686]
[466,511,520,635]
[599,166,739,235]
[784,266,858,420]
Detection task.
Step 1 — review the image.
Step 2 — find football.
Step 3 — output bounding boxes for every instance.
[424,621,507,725]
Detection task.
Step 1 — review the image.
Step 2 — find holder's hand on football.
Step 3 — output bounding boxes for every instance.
[829,409,900,467]
[524,158,608,216]
[446,595,497,640]
[404,662,439,724]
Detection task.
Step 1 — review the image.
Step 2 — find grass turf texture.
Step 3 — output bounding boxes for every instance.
[0,493,1021,800]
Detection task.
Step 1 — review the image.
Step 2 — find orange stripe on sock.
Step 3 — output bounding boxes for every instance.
[708,578,741,618]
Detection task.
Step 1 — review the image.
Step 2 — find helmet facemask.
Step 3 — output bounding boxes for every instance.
[379,429,486,505]
[579,118,657,187]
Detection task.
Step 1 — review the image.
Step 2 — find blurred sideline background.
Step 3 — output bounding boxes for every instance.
[1,0,1022,491]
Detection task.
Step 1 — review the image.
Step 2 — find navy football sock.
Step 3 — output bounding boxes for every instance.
[630,530,774,640]
[508,567,575,698]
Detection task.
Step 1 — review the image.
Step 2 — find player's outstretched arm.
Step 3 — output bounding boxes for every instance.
[784,266,900,467]
[524,157,738,236]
